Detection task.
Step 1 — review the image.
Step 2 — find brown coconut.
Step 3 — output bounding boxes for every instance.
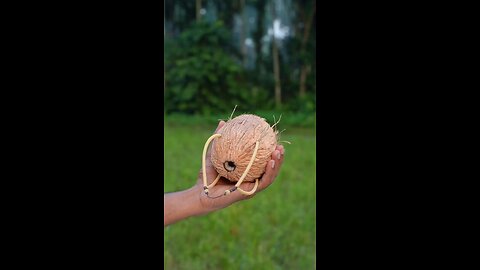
[210,114,278,183]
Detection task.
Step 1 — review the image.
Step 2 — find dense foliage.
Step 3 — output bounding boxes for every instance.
[164,2,317,268]
[165,22,271,115]
[164,0,316,120]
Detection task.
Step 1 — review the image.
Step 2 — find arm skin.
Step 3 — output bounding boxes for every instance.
[164,186,210,227]
[164,120,285,227]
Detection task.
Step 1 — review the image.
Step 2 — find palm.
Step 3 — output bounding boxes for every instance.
[195,139,249,210]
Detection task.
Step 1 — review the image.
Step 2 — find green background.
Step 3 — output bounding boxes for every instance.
[164,0,316,268]
[164,115,316,269]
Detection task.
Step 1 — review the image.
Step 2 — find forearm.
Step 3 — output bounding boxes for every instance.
[164,186,208,227]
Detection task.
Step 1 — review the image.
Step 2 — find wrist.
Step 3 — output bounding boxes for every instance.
[185,185,210,216]
[164,186,207,227]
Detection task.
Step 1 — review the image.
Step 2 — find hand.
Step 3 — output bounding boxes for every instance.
[193,120,285,213]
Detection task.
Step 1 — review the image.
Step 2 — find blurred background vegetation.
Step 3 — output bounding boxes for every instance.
[165,0,316,126]
[164,0,316,269]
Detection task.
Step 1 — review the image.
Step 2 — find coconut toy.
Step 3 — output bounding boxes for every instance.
[201,112,281,198]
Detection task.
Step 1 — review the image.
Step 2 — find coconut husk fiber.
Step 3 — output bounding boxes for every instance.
[210,114,278,183]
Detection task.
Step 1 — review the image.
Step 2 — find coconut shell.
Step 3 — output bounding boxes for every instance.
[211,114,278,182]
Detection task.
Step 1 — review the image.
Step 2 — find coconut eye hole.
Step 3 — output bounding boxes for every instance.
[224,161,236,172]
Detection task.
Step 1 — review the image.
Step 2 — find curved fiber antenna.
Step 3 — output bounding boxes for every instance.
[202,133,222,195]
[202,135,260,197]
[233,141,260,195]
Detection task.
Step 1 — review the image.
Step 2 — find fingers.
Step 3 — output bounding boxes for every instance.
[215,120,226,133]
[202,134,284,201]
[205,121,227,160]
[202,145,285,204]
[258,145,285,191]
[278,144,285,156]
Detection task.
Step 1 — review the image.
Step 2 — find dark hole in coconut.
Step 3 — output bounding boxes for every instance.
[224,161,236,172]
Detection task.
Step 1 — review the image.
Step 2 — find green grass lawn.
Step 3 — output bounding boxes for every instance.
[164,121,316,269]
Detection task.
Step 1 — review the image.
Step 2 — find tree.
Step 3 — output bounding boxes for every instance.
[298,0,316,98]
[271,0,282,109]
[240,0,247,67]
[164,22,252,114]
[196,0,202,22]
[252,0,266,72]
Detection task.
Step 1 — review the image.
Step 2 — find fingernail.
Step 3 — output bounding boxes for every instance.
[280,148,285,155]
[271,160,275,169]
[277,153,281,160]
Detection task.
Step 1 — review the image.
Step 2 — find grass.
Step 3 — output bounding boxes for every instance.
[164,110,316,129]
[164,119,316,269]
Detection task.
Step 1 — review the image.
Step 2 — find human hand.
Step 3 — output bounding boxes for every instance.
[193,120,285,213]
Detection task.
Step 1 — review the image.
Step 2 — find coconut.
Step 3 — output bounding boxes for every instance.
[201,113,279,197]
[211,114,277,183]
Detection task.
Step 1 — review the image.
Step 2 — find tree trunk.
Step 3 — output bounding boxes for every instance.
[240,0,247,67]
[271,2,281,109]
[299,1,316,98]
[196,0,202,22]
[253,0,265,72]
[299,65,309,97]
[273,41,281,108]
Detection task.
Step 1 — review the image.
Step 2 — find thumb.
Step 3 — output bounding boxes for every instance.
[215,120,226,133]
[206,120,226,158]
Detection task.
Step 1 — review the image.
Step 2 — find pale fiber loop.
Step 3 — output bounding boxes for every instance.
[207,174,221,189]
[202,133,222,191]
[234,141,260,195]
[204,140,260,196]
[237,178,259,195]
[235,141,259,188]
